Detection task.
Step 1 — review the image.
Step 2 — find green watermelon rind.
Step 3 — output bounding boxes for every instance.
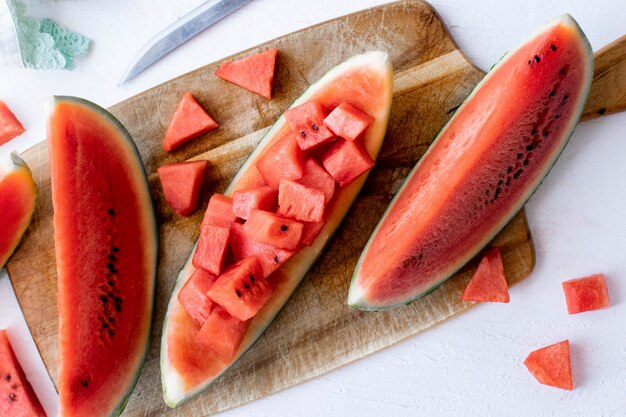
[348,14,594,311]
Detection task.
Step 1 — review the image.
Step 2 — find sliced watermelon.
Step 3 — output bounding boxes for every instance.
[158,160,208,216]
[300,221,325,247]
[192,225,230,275]
[243,209,303,250]
[461,247,510,303]
[323,102,374,141]
[321,139,375,186]
[230,223,294,278]
[296,158,335,203]
[196,306,249,361]
[202,194,237,228]
[284,101,335,151]
[524,340,573,390]
[163,93,218,152]
[255,135,306,187]
[278,179,325,223]
[215,49,278,99]
[232,185,278,220]
[562,273,610,314]
[0,100,25,146]
[178,269,218,327]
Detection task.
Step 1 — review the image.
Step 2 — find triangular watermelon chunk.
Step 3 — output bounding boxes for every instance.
[461,247,510,303]
[524,340,573,390]
[157,160,208,216]
[0,100,25,146]
[163,93,219,151]
[215,49,278,99]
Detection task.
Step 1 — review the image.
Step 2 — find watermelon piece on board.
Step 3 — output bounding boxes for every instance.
[192,225,230,275]
[524,340,573,390]
[0,101,25,146]
[202,194,237,228]
[278,179,325,223]
[284,101,335,151]
[296,158,335,203]
[300,221,325,247]
[232,186,278,220]
[163,93,218,151]
[177,269,218,327]
[461,247,510,303]
[255,135,306,187]
[215,49,278,99]
[243,209,303,250]
[321,139,374,187]
[323,102,374,141]
[0,330,47,417]
[229,223,294,278]
[562,273,610,314]
[196,306,249,361]
[158,160,208,216]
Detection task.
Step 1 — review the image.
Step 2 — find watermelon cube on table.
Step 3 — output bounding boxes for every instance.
[243,209,303,250]
[232,185,278,220]
[207,257,271,321]
[177,269,218,327]
[255,135,306,187]
[230,223,294,278]
[215,49,278,99]
[461,247,510,303]
[0,101,25,146]
[157,160,208,216]
[562,273,610,314]
[278,179,325,223]
[323,102,374,141]
[296,158,335,203]
[163,92,219,151]
[202,194,237,228]
[196,306,249,362]
[524,340,573,391]
[192,224,230,275]
[284,101,335,151]
[321,139,374,187]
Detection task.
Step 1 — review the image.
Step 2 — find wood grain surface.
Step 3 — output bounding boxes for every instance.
[5,1,623,415]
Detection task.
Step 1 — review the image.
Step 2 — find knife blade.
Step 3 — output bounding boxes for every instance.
[119,0,251,85]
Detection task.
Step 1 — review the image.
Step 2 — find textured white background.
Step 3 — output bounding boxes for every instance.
[1,1,625,416]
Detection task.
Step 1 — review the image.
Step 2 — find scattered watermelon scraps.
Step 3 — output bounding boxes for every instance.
[216,49,278,99]
[0,100,25,146]
[461,247,510,303]
[158,160,208,216]
[524,340,573,390]
[163,93,218,152]
[562,273,610,314]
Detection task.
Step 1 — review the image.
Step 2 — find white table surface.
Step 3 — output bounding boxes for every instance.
[1,1,625,416]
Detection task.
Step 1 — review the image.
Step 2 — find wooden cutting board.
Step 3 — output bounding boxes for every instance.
[6,1,624,415]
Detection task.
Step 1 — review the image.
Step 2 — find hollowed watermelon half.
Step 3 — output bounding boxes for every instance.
[161,51,393,407]
[0,152,36,268]
[47,96,157,417]
[349,15,594,310]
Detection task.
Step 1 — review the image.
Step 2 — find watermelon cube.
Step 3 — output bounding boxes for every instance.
[321,139,374,187]
[192,224,230,275]
[284,101,335,151]
[230,223,294,278]
[177,268,217,327]
[158,160,208,216]
[300,221,325,246]
[323,102,374,141]
[215,48,278,99]
[524,340,573,390]
[296,158,335,203]
[243,209,303,250]
[196,305,249,362]
[255,135,306,187]
[278,180,325,223]
[207,257,271,321]
[0,100,25,146]
[461,247,510,303]
[232,186,278,220]
[202,194,237,228]
[562,273,610,314]
[163,93,219,152]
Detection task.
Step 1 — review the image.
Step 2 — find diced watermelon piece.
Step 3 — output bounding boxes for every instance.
[163,93,219,151]
[524,340,573,390]
[321,139,374,187]
[323,102,374,141]
[461,247,510,303]
[278,179,325,223]
[202,194,237,228]
[207,257,271,321]
[157,160,208,216]
[301,221,325,246]
[196,306,249,362]
[562,273,610,314]
[192,225,230,275]
[229,223,294,278]
[284,101,335,151]
[177,269,218,327]
[255,135,306,187]
[232,186,278,220]
[215,49,278,99]
[0,101,25,146]
[296,158,335,203]
[243,209,303,250]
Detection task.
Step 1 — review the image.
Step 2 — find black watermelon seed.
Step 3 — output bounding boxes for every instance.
[235,289,242,298]
[563,94,569,102]
[108,280,115,286]
[108,208,115,216]
[110,269,118,275]
[114,304,122,313]
[108,330,115,336]
[527,60,531,65]
[106,263,114,270]
[543,130,550,137]
[555,114,561,119]
[299,131,306,138]
[107,292,114,298]
[108,317,115,324]
[507,166,513,174]
[549,91,556,97]
[274,255,280,263]
[243,283,250,289]
[280,225,288,232]
[114,297,123,304]
[9,393,16,402]
[102,322,109,329]
[111,247,120,252]
[514,169,523,179]
[5,374,10,382]
[531,128,537,135]
[495,187,501,195]
[108,255,116,262]
[549,44,557,51]
[526,143,537,151]
[497,179,503,186]
[598,107,607,115]
[559,67,566,75]
[506,178,511,186]
[311,124,319,131]
[523,159,529,166]
[99,295,108,303]
[250,275,255,282]
[517,153,523,160]
[81,380,89,388]
[533,55,540,63]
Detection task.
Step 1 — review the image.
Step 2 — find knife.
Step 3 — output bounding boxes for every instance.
[119,0,251,85]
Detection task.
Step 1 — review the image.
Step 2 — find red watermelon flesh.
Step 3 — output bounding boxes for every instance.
[158,160,208,216]
[232,185,278,220]
[0,101,25,145]
[196,306,249,361]
[278,179,325,223]
[284,101,335,151]
[215,49,277,99]
[461,247,510,303]
[562,273,610,314]
[321,139,374,186]
[296,158,335,203]
[207,257,271,321]
[163,93,218,152]
[202,194,237,228]
[323,102,374,141]
[192,225,230,275]
[300,221,325,247]
[177,269,217,327]
[243,209,303,250]
[0,330,46,417]
[230,223,294,278]
[255,135,306,187]
[524,340,573,390]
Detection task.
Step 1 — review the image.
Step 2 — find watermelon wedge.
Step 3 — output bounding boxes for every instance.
[161,51,393,407]
[349,15,593,310]
[158,160,208,216]
[163,93,219,151]
[216,49,278,99]
[461,247,510,303]
[0,100,25,146]
[524,340,573,390]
